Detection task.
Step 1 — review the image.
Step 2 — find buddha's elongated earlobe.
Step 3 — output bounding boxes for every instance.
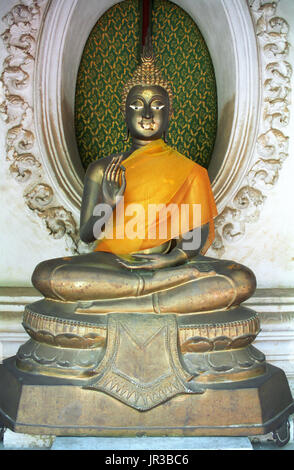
[163,130,168,143]
[124,127,130,142]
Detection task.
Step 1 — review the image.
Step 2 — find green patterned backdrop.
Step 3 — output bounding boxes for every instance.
[75,0,217,169]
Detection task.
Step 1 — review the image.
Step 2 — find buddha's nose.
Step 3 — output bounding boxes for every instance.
[143,105,153,120]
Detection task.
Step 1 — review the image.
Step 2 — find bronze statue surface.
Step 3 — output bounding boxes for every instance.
[32,61,256,312]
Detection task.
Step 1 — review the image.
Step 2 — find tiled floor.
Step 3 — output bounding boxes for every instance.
[0,436,293,451]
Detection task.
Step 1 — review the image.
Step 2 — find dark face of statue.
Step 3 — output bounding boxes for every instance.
[125,85,170,141]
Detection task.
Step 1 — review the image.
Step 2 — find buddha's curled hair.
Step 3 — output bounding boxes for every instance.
[121,47,173,117]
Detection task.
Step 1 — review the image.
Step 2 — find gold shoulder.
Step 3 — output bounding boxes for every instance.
[85,157,111,183]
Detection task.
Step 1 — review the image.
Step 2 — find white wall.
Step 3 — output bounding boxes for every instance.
[209,0,294,288]
[0,1,73,287]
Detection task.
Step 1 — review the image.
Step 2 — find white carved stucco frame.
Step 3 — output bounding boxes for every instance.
[0,0,291,255]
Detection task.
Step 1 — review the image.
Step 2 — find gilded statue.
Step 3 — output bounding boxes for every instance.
[31,52,256,313]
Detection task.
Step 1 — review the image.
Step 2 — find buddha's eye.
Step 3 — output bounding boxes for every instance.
[130,101,144,110]
[151,101,165,111]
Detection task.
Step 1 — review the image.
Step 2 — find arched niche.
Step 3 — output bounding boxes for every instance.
[35,0,259,220]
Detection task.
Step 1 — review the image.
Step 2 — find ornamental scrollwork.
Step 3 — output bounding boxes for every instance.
[0,0,80,252]
[212,0,292,256]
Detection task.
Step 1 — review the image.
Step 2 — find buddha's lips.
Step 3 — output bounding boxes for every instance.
[139,119,155,130]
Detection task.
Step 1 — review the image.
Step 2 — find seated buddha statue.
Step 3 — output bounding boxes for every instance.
[32,52,256,314]
[2,24,292,442]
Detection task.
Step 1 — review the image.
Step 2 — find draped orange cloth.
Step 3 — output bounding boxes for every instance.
[95,139,217,255]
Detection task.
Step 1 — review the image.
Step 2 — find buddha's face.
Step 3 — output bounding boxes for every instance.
[125,85,170,141]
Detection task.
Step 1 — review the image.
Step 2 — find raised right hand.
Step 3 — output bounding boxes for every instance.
[102,155,126,208]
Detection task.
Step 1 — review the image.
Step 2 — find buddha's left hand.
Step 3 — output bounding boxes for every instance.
[117,249,187,270]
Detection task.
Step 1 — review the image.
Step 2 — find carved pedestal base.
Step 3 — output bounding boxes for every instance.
[0,302,293,441]
[0,358,293,437]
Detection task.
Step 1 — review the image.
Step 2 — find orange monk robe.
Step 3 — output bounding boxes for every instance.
[95,139,218,255]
